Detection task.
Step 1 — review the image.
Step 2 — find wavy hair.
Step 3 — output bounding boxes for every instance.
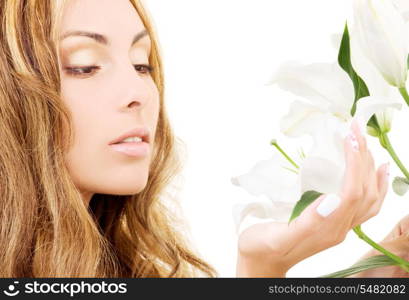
[0,0,217,277]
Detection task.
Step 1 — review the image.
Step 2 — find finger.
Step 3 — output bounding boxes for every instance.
[359,148,376,199]
[382,213,409,243]
[362,236,409,260]
[350,151,379,227]
[363,147,375,192]
[377,162,390,202]
[352,118,371,186]
[351,118,367,154]
[397,214,409,236]
[354,163,388,226]
[337,129,364,217]
[348,236,409,277]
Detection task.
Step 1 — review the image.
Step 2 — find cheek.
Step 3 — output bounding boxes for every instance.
[60,77,161,195]
[61,79,106,153]
[60,77,103,129]
[149,78,160,115]
[61,81,109,192]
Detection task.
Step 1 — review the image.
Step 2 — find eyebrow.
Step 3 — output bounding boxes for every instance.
[60,29,149,47]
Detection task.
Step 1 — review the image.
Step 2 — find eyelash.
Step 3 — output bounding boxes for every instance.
[64,64,154,77]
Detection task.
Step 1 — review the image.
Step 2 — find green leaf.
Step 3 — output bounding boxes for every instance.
[337,23,380,136]
[288,190,323,224]
[319,255,399,278]
[392,176,409,196]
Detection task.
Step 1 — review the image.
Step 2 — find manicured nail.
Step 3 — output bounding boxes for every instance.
[348,132,359,152]
[316,194,341,217]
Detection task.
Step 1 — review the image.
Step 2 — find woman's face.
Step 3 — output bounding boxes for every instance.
[58,0,159,204]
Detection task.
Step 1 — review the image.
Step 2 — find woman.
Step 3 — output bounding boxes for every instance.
[0,0,404,277]
[0,0,215,277]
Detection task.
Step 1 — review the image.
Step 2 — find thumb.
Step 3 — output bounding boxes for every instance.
[381,214,409,243]
[376,236,409,260]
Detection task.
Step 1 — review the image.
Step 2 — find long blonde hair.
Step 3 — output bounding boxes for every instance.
[0,0,217,277]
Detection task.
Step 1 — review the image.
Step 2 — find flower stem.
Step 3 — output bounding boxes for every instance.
[270,139,299,170]
[379,133,409,181]
[399,86,409,106]
[353,225,409,273]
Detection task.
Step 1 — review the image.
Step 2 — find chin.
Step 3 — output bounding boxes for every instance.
[100,184,145,196]
[101,178,149,196]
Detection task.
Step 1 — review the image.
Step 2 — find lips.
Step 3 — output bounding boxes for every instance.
[109,141,149,158]
[109,127,150,145]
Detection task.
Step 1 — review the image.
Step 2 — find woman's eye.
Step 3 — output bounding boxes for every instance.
[134,64,154,75]
[63,64,154,78]
[64,66,100,77]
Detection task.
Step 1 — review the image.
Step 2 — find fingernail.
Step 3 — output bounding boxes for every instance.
[316,194,341,217]
[348,132,359,152]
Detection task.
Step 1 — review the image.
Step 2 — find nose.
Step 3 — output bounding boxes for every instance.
[117,62,151,110]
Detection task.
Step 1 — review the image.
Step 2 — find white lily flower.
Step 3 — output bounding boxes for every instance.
[272,60,402,138]
[232,97,401,235]
[272,61,354,137]
[348,30,402,134]
[231,153,302,235]
[353,0,409,88]
[231,118,346,235]
[299,94,401,193]
[294,95,401,193]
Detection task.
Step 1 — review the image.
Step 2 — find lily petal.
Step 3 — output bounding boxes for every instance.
[280,100,326,137]
[349,27,400,99]
[353,0,409,87]
[392,0,409,21]
[231,155,300,203]
[354,96,403,132]
[232,198,274,234]
[232,199,295,235]
[270,61,354,110]
[300,156,345,195]
[309,116,348,163]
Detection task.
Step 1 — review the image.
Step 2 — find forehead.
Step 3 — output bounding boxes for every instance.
[60,0,146,43]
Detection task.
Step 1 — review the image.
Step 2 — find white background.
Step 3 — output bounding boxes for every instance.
[144,0,409,277]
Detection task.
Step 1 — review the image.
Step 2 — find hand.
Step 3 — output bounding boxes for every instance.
[236,119,390,277]
[348,214,409,278]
